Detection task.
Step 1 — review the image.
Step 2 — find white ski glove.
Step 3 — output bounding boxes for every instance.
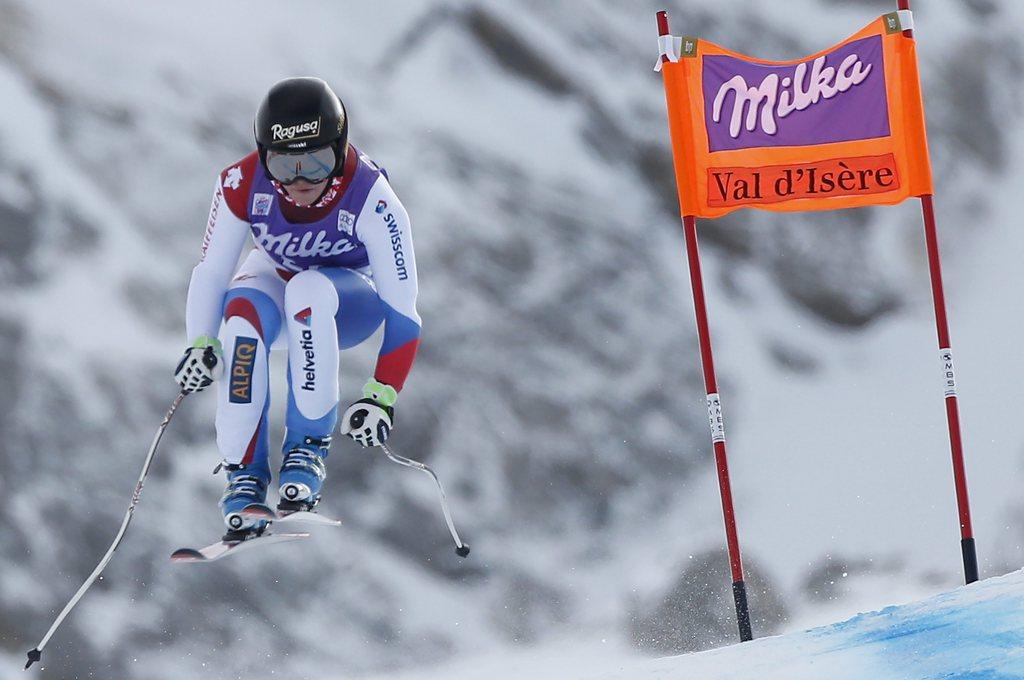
[340,380,397,447]
[174,336,223,394]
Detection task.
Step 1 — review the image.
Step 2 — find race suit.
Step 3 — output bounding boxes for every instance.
[184,145,420,478]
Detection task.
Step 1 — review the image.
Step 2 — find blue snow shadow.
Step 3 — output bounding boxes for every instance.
[812,589,1024,679]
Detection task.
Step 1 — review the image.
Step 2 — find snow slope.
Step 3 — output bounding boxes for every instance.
[357,569,1024,680]
[605,570,1024,679]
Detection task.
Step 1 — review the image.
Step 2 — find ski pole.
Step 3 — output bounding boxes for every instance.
[378,442,470,557]
[25,391,187,670]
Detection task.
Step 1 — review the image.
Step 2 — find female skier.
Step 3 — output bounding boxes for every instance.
[173,77,420,537]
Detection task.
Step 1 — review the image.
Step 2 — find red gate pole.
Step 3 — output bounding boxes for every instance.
[659,8,753,642]
[682,214,754,641]
[921,193,978,584]
[898,0,979,584]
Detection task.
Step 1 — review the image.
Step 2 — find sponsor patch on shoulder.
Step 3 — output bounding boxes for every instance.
[252,193,274,216]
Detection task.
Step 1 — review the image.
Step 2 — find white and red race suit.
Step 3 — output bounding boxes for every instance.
[184,145,420,472]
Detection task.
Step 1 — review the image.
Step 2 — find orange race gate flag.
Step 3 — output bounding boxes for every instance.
[657,11,933,218]
[654,4,979,646]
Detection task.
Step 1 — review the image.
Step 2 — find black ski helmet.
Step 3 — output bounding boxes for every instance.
[254,77,349,180]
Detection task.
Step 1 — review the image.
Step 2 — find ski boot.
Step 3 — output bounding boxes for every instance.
[219,464,270,540]
[278,435,330,514]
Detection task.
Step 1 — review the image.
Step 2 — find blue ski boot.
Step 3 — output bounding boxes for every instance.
[278,435,330,513]
[219,464,270,539]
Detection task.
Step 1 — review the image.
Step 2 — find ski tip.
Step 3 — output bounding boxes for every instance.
[240,503,276,520]
[170,547,205,563]
[455,543,471,558]
[25,648,41,670]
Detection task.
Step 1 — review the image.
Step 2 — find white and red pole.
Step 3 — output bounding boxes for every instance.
[898,0,978,584]
[658,10,754,642]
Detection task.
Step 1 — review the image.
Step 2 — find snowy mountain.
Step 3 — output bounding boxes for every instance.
[1,0,1022,678]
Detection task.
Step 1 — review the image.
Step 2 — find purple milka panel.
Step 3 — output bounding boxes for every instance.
[702,35,890,152]
[246,148,381,272]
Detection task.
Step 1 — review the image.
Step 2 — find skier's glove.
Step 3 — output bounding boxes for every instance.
[340,379,397,447]
[174,336,223,394]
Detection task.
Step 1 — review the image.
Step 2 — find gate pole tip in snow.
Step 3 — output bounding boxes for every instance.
[733,581,753,641]
[898,0,979,586]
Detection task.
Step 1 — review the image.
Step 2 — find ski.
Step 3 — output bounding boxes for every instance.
[239,503,343,527]
[170,531,310,563]
[171,503,340,564]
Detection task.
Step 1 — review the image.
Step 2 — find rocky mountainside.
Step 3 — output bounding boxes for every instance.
[0,0,1021,678]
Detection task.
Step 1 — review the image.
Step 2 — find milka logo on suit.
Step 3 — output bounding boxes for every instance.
[251,222,358,261]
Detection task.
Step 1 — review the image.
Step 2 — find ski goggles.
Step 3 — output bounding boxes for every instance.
[264,145,337,185]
